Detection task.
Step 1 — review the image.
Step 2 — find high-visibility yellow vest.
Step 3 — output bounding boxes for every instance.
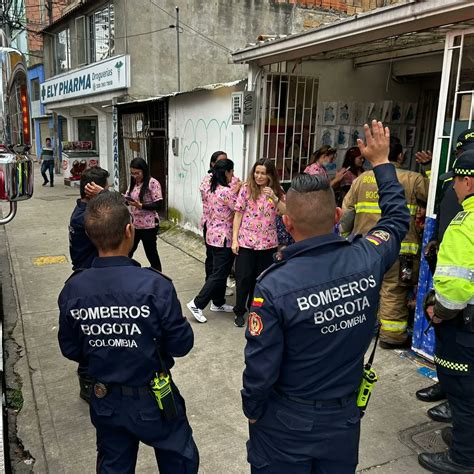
[434,195,474,310]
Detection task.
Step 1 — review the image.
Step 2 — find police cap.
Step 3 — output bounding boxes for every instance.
[440,149,474,180]
[455,128,474,152]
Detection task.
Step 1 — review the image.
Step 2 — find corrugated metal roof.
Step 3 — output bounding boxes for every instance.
[115,79,245,106]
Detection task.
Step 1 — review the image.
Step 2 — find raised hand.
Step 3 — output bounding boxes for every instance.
[357,120,390,168]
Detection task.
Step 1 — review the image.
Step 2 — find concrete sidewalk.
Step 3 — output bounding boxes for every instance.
[3,164,444,473]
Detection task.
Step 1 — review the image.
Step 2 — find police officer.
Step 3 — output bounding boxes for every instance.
[68,167,109,402]
[341,136,428,348]
[59,192,199,473]
[242,121,409,473]
[415,128,474,424]
[418,149,474,473]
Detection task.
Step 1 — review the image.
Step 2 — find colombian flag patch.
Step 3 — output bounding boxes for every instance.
[252,297,264,307]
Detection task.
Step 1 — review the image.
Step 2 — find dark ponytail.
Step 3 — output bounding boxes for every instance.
[210,159,234,193]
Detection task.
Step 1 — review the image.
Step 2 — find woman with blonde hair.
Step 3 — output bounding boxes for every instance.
[232,158,285,327]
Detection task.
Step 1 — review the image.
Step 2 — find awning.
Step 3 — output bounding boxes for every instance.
[231,0,474,66]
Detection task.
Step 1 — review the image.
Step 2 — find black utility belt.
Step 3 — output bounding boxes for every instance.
[93,382,150,399]
[274,389,356,408]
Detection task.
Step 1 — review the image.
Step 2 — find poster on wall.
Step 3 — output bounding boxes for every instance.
[350,127,365,147]
[322,102,337,126]
[405,103,418,124]
[337,102,352,125]
[319,127,336,147]
[405,126,416,147]
[336,126,351,148]
[391,101,403,124]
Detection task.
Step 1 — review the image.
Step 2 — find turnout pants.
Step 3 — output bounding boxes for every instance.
[129,227,162,272]
[378,259,410,344]
[435,323,474,466]
[90,384,199,474]
[248,391,360,474]
[234,247,276,317]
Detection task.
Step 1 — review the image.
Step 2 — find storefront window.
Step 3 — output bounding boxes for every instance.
[89,3,115,63]
[56,28,71,73]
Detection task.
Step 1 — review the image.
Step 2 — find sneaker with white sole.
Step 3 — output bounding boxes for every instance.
[187,300,207,323]
[210,303,234,313]
[225,287,234,296]
[234,315,245,327]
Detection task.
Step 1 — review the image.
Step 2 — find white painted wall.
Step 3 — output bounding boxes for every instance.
[168,86,245,232]
[298,59,421,102]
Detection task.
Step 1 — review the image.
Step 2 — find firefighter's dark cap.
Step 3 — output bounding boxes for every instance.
[440,149,474,180]
[456,129,474,152]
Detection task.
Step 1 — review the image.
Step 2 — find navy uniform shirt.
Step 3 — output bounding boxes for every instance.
[242,163,410,420]
[69,199,98,270]
[58,257,194,386]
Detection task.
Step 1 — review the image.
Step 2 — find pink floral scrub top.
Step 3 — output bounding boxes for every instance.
[304,162,328,177]
[234,183,280,250]
[127,177,163,229]
[199,174,211,230]
[205,184,238,247]
[200,174,239,230]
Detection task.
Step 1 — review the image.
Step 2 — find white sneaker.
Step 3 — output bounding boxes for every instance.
[225,287,234,296]
[227,277,236,288]
[210,303,234,313]
[187,300,207,323]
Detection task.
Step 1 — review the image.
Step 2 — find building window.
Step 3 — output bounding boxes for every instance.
[31,78,40,101]
[89,3,115,63]
[75,16,87,65]
[56,28,71,73]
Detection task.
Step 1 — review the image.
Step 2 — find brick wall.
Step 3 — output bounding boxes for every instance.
[25,0,74,58]
[276,0,408,14]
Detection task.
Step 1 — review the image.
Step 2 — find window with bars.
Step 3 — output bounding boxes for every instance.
[55,28,71,73]
[89,3,115,63]
[260,73,319,183]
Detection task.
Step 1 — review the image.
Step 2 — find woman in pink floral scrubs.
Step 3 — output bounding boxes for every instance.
[200,151,228,280]
[187,159,240,323]
[232,158,286,327]
[304,146,348,188]
[125,157,163,271]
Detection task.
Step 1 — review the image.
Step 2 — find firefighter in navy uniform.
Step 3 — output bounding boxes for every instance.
[242,121,410,473]
[58,192,199,474]
[418,150,474,474]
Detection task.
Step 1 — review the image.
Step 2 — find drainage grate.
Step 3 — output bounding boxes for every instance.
[399,421,448,454]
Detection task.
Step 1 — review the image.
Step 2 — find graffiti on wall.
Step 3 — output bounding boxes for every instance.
[177,114,244,223]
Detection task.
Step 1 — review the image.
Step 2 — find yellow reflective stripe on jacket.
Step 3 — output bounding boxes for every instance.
[400,242,420,255]
[355,202,381,214]
[380,319,407,332]
[355,202,417,215]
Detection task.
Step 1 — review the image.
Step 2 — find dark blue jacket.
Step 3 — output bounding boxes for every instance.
[69,199,98,270]
[58,257,194,386]
[242,163,410,419]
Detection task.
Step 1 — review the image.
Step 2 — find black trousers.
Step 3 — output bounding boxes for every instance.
[203,224,213,281]
[234,247,276,317]
[41,160,54,184]
[435,324,474,466]
[129,227,162,271]
[194,245,234,309]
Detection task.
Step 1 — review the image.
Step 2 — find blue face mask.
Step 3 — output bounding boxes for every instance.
[323,162,337,172]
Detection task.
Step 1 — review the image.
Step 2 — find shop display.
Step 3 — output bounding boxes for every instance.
[61,141,99,186]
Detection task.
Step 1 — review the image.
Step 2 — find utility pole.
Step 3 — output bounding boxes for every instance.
[176,6,180,92]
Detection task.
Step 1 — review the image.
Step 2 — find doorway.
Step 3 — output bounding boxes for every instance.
[78,117,98,150]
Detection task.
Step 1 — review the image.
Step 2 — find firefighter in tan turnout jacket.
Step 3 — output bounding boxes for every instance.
[341,136,429,348]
